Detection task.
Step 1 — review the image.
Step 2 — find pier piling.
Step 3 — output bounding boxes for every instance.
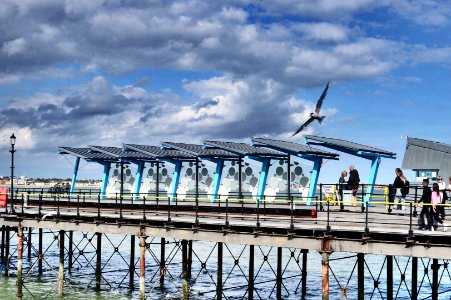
[248,245,254,300]
[387,255,393,300]
[301,249,308,297]
[276,247,282,299]
[96,232,102,292]
[139,234,146,300]
[412,257,418,300]
[68,231,73,272]
[130,235,135,289]
[160,237,165,286]
[58,230,65,297]
[217,242,223,300]
[357,253,364,300]
[16,225,23,299]
[181,239,189,300]
[27,227,31,260]
[38,228,42,275]
[432,258,439,300]
[320,239,331,300]
[5,226,10,276]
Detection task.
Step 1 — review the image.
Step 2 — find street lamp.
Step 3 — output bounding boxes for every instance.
[10,133,16,214]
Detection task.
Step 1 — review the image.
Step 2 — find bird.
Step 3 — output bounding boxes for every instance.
[291,82,329,137]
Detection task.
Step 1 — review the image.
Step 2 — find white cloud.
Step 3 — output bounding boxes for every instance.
[0,127,35,150]
[2,38,26,56]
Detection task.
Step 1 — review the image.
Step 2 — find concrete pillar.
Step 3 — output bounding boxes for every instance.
[16,225,24,299]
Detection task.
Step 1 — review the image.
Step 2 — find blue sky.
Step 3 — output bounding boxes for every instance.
[0,0,450,184]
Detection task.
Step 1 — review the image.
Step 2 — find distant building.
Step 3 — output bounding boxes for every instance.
[402,137,451,181]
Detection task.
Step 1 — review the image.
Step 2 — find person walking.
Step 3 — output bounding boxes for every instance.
[431,183,448,231]
[348,165,360,207]
[338,170,347,211]
[393,168,408,210]
[418,178,432,230]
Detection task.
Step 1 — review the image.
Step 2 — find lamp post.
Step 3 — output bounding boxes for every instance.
[10,133,16,214]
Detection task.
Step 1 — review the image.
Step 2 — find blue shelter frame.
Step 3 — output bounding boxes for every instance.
[58,147,118,198]
[251,137,339,205]
[88,146,157,200]
[123,144,196,202]
[305,135,396,203]
[203,141,286,202]
[161,142,240,202]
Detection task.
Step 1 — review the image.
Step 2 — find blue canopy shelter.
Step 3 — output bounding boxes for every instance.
[123,144,196,202]
[202,141,286,201]
[251,137,339,205]
[304,135,396,202]
[58,147,118,198]
[161,142,240,202]
[88,146,157,199]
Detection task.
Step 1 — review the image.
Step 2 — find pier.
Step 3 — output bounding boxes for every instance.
[0,186,450,299]
[1,137,450,299]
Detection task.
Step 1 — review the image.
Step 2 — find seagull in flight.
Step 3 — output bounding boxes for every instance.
[291,82,329,137]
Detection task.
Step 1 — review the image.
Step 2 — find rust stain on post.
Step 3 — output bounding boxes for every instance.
[321,238,331,300]
[139,235,146,300]
[16,225,23,299]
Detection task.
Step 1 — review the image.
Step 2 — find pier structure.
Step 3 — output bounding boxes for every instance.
[1,137,450,300]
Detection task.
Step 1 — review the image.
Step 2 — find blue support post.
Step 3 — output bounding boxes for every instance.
[100,162,111,200]
[210,160,224,202]
[170,161,182,202]
[307,158,322,205]
[256,159,270,202]
[133,161,145,201]
[70,157,80,196]
[365,156,381,203]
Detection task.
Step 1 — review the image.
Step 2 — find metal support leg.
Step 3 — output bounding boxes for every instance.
[301,249,308,297]
[130,235,135,289]
[27,227,32,260]
[96,232,102,292]
[412,257,418,300]
[160,238,165,286]
[358,253,364,300]
[249,245,254,300]
[387,255,393,300]
[16,225,24,299]
[217,242,223,300]
[58,230,65,297]
[182,240,189,300]
[432,259,439,300]
[321,250,330,300]
[188,240,193,280]
[139,235,146,300]
[1,225,4,265]
[38,228,42,275]
[68,231,73,273]
[277,247,282,299]
[5,227,10,277]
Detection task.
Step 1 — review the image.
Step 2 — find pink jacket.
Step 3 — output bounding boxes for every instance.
[431,192,442,206]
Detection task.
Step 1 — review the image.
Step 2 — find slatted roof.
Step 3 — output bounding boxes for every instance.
[123,144,196,160]
[58,147,117,161]
[203,140,286,158]
[89,146,156,161]
[161,142,240,159]
[305,135,396,157]
[251,137,339,158]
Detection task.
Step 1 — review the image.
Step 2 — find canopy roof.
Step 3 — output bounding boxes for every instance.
[251,137,339,159]
[89,146,157,161]
[203,140,286,158]
[402,137,451,174]
[123,144,196,160]
[161,142,240,160]
[58,147,117,162]
[305,135,396,157]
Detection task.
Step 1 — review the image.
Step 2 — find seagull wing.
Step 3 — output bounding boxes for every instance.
[315,82,329,113]
[291,117,315,137]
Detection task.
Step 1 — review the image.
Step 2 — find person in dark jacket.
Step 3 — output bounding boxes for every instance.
[418,178,432,230]
[393,168,408,210]
[338,170,347,211]
[347,165,360,206]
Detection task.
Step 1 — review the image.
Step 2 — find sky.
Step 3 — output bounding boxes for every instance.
[0,0,451,184]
